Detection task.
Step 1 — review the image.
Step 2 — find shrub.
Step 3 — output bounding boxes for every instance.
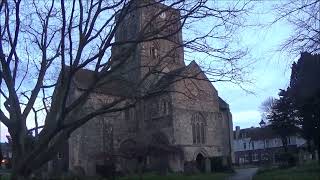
[278,152,297,168]
[210,157,223,172]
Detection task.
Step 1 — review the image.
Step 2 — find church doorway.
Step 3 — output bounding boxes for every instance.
[196,153,205,172]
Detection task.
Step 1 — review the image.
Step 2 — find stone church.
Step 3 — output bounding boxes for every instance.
[51,0,234,176]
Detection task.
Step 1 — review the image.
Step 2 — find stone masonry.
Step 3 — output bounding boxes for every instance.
[52,0,234,176]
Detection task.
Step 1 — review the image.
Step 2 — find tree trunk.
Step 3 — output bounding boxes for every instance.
[10,144,31,180]
[11,162,30,180]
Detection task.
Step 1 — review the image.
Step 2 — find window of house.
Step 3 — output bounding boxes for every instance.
[244,154,249,162]
[262,153,269,161]
[243,142,246,150]
[242,132,246,138]
[252,142,255,150]
[253,153,259,161]
[265,139,269,148]
[57,152,63,160]
[287,137,291,144]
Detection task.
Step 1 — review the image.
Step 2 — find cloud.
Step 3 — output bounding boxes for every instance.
[232,110,261,129]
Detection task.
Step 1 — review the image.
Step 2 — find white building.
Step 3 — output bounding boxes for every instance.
[233,124,306,165]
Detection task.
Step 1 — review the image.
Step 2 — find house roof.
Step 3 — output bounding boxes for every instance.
[234,126,279,141]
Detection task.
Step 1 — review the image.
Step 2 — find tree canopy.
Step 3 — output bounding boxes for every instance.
[267,52,320,163]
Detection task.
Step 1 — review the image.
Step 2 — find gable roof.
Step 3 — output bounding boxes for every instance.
[66,60,223,102]
[234,126,279,141]
[235,126,299,141]
[68,68,138,97]
[218,96,230,110]
[150,61,218,95]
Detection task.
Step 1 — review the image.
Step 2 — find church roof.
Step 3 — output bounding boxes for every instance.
[66,60,223,102]
[69,68,138,97]
[149,65,189,93]
[218,96,229,110]
[150,60,216,94]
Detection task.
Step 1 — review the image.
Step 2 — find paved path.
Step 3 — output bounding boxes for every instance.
[227,168,259,180]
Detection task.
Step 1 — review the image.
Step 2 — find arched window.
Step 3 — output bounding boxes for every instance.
[191,113,206,144]
[150,42,160,59]
[150,46,158,59]
[159,99,170,116]
[164,101,170,115]
[192,123,196,144]
[196,123,200,143]
[151,101,158,118]
[163,101,167,114]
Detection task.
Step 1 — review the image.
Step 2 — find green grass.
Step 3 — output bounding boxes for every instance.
[0,174,10,180]
[119,173,230,180]
[253,161,320,180]
[0,172,230,180]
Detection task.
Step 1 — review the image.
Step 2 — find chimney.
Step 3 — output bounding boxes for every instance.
[259,119,266,128]
[235,126,240,140]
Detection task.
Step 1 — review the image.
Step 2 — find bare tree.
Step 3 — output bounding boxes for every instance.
[259,96,276,123]
[273,0,320,54]
[0,0,252,179]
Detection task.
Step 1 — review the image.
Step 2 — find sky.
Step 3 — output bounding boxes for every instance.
[214,2,297,130]
[0,1,299,141]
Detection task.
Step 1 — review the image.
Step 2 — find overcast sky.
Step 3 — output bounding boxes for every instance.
[215,1,297,130]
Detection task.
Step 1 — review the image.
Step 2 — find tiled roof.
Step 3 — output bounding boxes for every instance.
[234,126,279,141]
[218,97,229,110]
[67,68,138,97]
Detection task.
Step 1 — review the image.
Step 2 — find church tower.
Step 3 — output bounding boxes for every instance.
[111,0,185,90]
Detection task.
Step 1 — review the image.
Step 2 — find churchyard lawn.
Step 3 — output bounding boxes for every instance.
[253,161,320,180]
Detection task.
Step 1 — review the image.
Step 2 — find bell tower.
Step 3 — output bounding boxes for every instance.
[111,0,185,88]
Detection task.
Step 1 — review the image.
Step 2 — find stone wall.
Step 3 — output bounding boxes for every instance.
[65,0,233,175]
